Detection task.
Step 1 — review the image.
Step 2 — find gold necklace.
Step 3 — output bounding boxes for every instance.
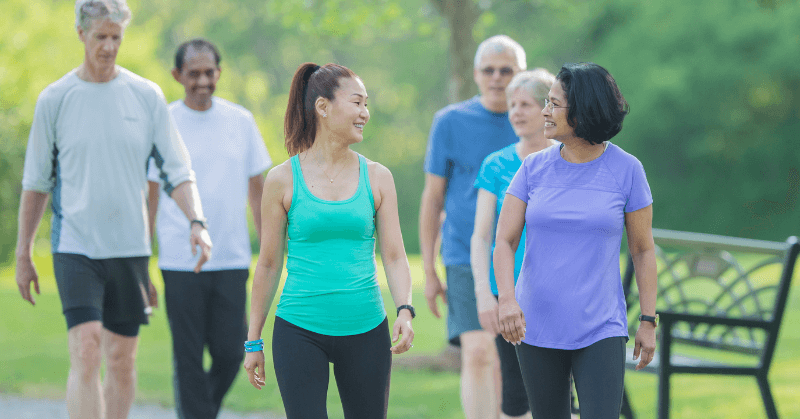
[315,150,348,183]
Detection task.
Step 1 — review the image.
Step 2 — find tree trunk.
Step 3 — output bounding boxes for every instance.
[431,0,482,103]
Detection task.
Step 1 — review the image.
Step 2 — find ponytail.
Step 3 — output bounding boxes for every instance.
[284,62,359,155]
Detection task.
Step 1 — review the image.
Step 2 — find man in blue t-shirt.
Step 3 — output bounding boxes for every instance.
[419,35,526,418]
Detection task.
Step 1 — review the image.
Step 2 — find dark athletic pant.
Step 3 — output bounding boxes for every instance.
[162,269,248,419]
[495,334,531,416]
[272,316,392,419]
[516,336,627,419]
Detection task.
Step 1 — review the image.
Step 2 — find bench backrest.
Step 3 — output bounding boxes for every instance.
[624,229,799,363]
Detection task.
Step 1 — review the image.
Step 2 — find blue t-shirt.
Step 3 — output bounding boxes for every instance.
[424,96,518,266]
[506,142,653,350]
[474,143,528,294]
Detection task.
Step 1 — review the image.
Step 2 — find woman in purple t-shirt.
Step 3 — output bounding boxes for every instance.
[494,62,658,419]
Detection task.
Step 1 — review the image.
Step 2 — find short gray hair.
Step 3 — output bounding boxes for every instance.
[75,0,132,31]
[474,35,527,70]
[505,68,555,108]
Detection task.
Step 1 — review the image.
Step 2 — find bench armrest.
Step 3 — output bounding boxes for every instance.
[659,311,771,330]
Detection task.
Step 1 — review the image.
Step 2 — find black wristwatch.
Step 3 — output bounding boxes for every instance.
[397,305,416,319]
[190,218,208,229]
[639,314,659,327]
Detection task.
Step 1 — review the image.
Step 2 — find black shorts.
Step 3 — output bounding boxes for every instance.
[53,253,150,336]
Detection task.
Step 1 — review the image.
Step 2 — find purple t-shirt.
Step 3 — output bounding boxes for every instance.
[506,142,652,349]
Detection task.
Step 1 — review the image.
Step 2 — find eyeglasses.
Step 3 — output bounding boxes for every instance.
[543,98,568,111]
[480,66,515,77]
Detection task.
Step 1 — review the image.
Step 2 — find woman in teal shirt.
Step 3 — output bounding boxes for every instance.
[243,62,415,418]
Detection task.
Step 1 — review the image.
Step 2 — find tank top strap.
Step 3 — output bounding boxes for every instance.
[357,153,376,214]
[289,154,305,204]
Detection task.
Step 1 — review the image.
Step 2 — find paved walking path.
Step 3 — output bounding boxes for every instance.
[0,394,285,419]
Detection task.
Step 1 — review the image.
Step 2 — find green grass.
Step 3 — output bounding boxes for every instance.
[1,253,799,418]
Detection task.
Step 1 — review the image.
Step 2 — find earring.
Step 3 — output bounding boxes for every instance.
[322,113,327,118]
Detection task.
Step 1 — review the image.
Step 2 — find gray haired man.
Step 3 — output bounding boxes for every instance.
[15,1,212,418]
[420,35,528,419]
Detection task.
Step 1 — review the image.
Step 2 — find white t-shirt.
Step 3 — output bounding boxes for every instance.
[148,97,271,271]
[22,68,194,259]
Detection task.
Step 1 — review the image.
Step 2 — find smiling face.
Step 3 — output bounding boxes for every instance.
[508,88,545,140]
[78,19,123,73]
[474,51,520,113]
[542,80,575,141]
[173,48,220,111]
[323,77,370,143]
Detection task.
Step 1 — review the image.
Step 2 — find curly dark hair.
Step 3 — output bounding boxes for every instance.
[556,63,629,145]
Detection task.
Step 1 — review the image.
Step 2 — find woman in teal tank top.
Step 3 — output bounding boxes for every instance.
[243,63,416,419]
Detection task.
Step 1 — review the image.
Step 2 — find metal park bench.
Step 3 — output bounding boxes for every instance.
[620,228,799,419]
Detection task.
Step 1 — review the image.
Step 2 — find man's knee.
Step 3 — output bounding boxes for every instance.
[106,349,136,378]
[68,322,103,376]
[460,331,497,370]
[103,332,139,382]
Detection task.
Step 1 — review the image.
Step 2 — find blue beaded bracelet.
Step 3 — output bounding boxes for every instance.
[244,339,264,353]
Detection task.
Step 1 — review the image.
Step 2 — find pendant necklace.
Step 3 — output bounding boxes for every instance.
[315,150,347,184]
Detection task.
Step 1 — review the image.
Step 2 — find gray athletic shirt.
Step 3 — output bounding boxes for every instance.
[22,68,195,259]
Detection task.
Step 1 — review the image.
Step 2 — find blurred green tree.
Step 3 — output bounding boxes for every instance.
[593,0,800,238]
[2,0,798,265]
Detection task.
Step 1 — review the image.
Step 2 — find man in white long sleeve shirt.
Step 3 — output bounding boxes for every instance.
[14,2,212,418]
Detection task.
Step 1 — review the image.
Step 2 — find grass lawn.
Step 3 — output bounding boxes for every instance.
[1,252,799,418]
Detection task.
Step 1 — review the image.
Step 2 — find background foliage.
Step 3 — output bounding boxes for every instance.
[1,0,799,263]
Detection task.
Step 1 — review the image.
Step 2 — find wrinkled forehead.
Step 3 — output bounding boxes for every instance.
[476,51,518,69]
[183,47,218,67]
[83,18,124,34]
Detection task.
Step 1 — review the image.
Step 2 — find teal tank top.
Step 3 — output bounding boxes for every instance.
[275,153,386,336]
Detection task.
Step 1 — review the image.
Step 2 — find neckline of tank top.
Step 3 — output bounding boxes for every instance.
[295,153,364,204]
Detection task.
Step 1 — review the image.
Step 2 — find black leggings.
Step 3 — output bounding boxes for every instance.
[516,336,627,419]
[272,316,392,419]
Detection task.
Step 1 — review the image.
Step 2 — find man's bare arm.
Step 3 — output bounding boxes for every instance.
[15,190,50,305]
[419,173,448,317]
[169,180,212,273]
[147,181,160,243]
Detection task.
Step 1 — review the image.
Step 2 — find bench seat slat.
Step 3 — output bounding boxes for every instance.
[623,347,756,374]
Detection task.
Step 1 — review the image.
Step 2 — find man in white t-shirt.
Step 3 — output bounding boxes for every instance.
[147,39,271,419]
[15,2,212,419]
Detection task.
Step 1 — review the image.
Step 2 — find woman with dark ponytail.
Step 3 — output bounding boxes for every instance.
[243,62,415,418]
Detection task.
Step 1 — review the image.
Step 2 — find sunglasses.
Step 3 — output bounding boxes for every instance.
[480,66,515,77]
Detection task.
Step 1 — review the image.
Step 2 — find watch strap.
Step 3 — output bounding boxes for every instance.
[397,304,415,319]
[639,314,659,327]
[190,218,208,229]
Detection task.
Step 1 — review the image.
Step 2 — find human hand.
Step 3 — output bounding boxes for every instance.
[390,311,415,354]
[16,256,40,306]
[633,322,656,370]
[190,224,212,273]
[147,277,158,312]
[424,269,447,318]
[243,350,266,389]
[476,289,500,335]
[498,297,526,345]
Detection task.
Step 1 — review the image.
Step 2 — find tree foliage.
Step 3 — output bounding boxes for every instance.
[1,0,798,263]
[593,0,800,238]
